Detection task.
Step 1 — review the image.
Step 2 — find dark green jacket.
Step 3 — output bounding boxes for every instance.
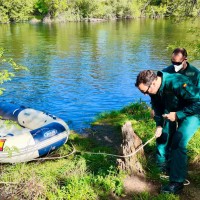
[163,62,200,87]
[152,71,200,127]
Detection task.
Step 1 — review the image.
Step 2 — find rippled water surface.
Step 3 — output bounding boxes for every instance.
[0,19,199,131]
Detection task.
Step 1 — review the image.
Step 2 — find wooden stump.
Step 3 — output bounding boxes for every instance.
[117,121,146,176]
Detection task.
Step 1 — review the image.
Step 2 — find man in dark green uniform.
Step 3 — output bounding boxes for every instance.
[151,48,200,175]
[135,70,200,194]
[163,48,200,87]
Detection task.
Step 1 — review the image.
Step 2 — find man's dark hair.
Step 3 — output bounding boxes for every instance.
[135,70,157,87]
[172,48,187,58]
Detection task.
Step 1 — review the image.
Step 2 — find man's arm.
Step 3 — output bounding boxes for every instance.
[150,95,165,127]
[175,82,200,120]
[197,72,200,88]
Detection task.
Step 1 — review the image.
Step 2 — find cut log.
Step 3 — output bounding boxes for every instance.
[117,121,146,176]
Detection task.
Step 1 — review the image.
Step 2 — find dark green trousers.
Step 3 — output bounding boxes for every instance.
[156,115,200,182]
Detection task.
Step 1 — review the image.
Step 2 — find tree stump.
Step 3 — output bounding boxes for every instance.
[117,121,146,176]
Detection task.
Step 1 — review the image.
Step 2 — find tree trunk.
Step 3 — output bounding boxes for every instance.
[117,121,146,176]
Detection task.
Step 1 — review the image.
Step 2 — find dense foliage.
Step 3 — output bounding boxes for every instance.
[0,0,36,23]
[0,0,199,23]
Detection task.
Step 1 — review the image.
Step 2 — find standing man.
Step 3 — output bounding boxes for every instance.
[163,48,200,87]
[151,48,200,174]
[135,70,200,194]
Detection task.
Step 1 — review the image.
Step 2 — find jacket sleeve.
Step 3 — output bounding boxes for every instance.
[175,82,200,120]
[197,72,200,88]
[150,95,164,127]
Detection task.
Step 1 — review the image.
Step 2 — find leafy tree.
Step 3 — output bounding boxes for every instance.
[0,48,27,95]
[156,0,199,17]
[75,0,99,18]
[34,0,49,16]
[114,0,134,18]
[35,0,68,17]
[166,0,200,60]
[0,0,36,23]
[0,0,199,22]
[150,0,162,6]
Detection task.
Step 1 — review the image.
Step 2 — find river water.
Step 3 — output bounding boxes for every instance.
[0,19,199,131]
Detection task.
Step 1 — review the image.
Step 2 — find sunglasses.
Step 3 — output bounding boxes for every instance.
[143,84,151,94]
[171,59,184,65]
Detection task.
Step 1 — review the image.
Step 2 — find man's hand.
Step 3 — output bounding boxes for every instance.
[155,126,162,138]
[150,109,155,119]
[162,112,177,122]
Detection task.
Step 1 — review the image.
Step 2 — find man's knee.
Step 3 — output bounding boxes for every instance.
[171,131,183,150]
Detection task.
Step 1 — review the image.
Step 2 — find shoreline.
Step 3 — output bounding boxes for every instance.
[1,15,169,25]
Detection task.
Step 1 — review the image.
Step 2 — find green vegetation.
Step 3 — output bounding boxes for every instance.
[0,0,36,23]
[35,0,68,17]
[0,119,22,130]
[1,102,199,199]
[0,133,125,199]
[0,48,27,95]
[167,26,200,61]
[93,102,155,147]
[0,0,199,198]
[132,192,179,200]
[162,1,200,60]
[0,0,199,23]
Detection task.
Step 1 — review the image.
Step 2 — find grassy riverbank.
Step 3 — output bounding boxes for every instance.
[0,102,200,199]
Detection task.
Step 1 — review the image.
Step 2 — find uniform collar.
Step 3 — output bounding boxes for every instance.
[180,62,190,73]
[169,62,190,73]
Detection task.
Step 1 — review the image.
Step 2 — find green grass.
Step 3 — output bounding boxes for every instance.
[0,132,125,199]
[0,119,22,129]
[0,102,199,199]
[132,192,180,200]
[93,102,156,150]
[188,128,200,161]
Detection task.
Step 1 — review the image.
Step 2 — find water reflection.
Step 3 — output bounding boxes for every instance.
[0,19,199,131]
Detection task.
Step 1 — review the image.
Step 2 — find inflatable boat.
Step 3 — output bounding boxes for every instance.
[0,102,70,163]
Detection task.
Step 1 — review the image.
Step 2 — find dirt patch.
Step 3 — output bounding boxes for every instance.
[123,175,159,194]
[180,183,200,200]
[180,167,200,200]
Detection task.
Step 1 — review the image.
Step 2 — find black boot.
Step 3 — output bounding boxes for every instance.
[161,182,184,194]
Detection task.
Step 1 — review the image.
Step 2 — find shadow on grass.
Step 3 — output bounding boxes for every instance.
[68,124,122,175]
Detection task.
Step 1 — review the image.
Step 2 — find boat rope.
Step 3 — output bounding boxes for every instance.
[160,174,190,186]
[184,179,190,186]
[78,135,156,158]
[31,144,77,161]
[33,135,156,160]
[31,135,190,186]
[0,135,190,186]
